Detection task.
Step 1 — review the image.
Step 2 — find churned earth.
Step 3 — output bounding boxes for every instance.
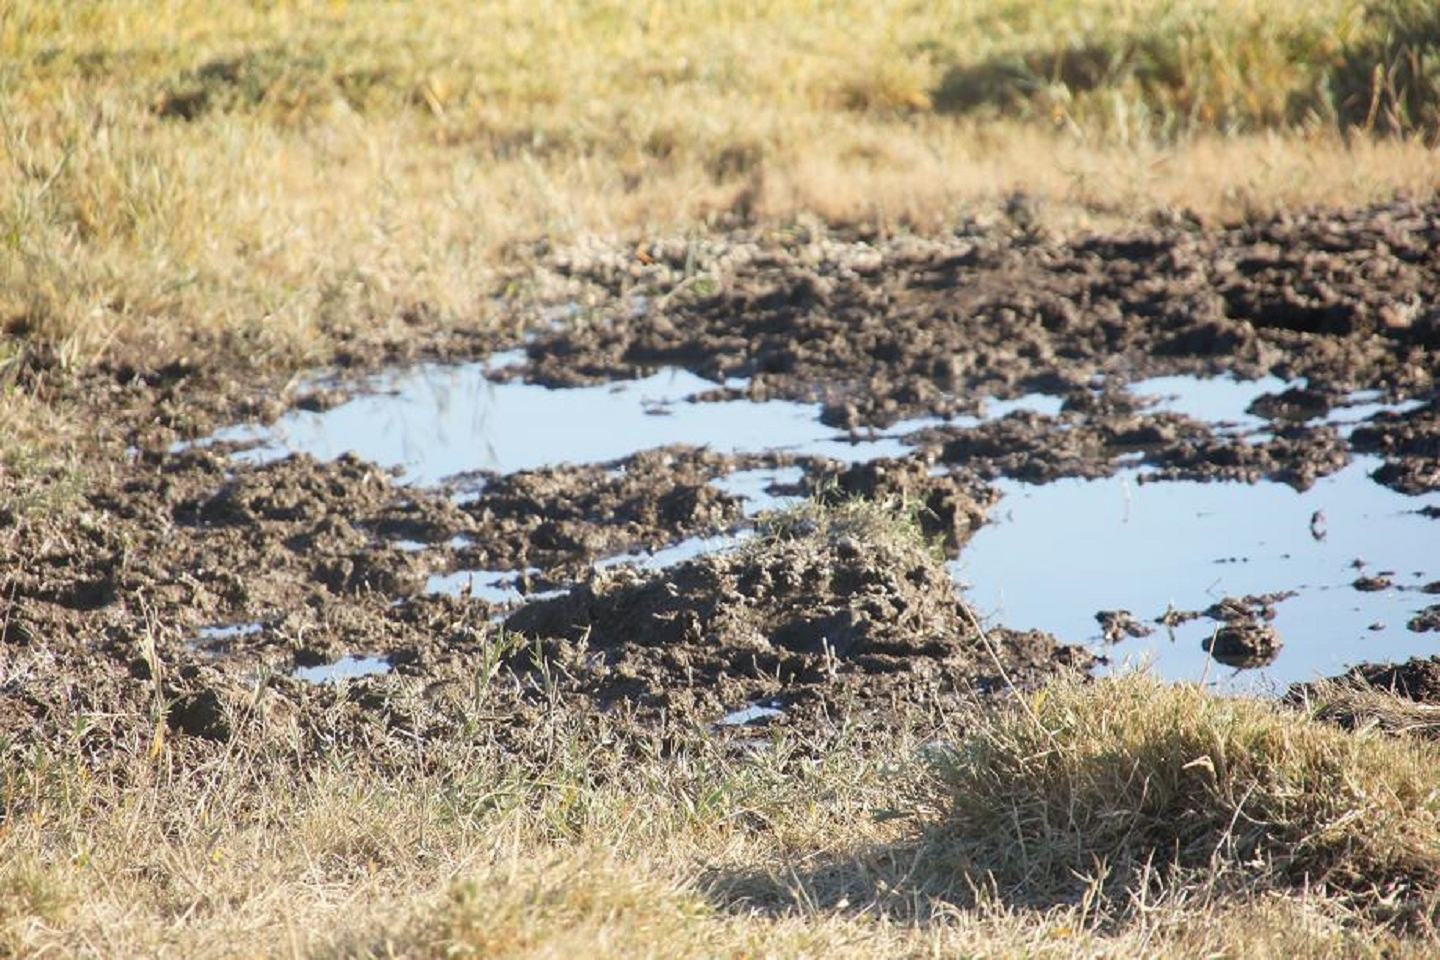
[4,199,1439,767]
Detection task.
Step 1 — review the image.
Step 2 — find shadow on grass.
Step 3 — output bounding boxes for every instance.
[1331,0,1440,137]
[698,836,970,924]
[929,0,1440,139]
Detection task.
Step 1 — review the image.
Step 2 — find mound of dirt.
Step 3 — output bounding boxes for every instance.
[446,446,760,575]
[802,457,997,554]
[1339,657,1440,702]
[503,507,1088,723]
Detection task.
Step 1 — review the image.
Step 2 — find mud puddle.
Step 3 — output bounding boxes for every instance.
[193,354,1436,692]
[10,202,1440,759]
[956,456,1439,692]
[202,361,920,486]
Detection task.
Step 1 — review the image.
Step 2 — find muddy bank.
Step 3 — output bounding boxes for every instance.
[5,199,1439,768]
[0,434,1036,763]
[501,505,1086,723]
[514,204,1436,404]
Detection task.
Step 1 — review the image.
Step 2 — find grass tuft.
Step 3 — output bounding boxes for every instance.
[927,673,1440,927]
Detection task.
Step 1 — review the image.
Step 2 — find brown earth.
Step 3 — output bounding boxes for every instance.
[4,200,1439,766]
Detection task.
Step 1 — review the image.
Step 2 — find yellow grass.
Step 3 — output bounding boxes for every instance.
[3,675,1437,957]
[2,0,1437,383]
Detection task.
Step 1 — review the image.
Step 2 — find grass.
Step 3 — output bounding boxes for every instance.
[2,0,1438,399]
[6,4,1440,954]
[4,673,1440,956]
[929,675,1440,927]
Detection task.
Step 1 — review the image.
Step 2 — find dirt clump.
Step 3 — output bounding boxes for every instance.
[1204,621,1283,668]
[1095,610,1153,644]
[446,446,758,576]
[802,458,996,554]
[1338,657,1440,702]
[502,505,1089,723]
[1351,400,1440,495]
[1410,605,1440,634]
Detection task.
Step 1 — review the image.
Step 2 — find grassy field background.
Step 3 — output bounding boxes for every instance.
[3,0,1439,381]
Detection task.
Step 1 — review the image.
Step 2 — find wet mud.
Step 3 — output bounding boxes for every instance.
[5,199,1439,764]
[501,508,1086,724]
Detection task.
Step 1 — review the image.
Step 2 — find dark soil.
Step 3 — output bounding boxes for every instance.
[501,510,1087,724]
[5,199,1439,766]
[1411,606,1440,634]
[1096,610,1153,644]
[1338,657,1440,702]
[1204,622,1283,669]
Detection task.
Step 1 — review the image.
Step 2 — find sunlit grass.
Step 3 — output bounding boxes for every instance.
[4,673,1436,956]
[2,0,1437,391]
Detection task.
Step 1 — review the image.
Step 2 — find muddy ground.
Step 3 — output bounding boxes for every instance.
[3,200,1438,766]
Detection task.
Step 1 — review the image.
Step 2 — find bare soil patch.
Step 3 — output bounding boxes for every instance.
[5,200,1438,765]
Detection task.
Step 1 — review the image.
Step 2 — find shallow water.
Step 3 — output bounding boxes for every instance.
[197,622,263,642]
[1128,373,1287,429]
[423,567,539,603]
[199,360,1437,688]
[204,361,920,485]
[292,654,392,685]
[954,457,1439,692]
[717,703,784,726]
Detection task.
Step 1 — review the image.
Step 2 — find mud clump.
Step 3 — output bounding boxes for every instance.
[803,458,996,554]
[1095,610,1153,644]
[1142,424,1350,489]
[1197,593,1290,668]
[1351,401,1440,495]
[1204,622,1282,669]
[168,688,233,742]
[1410,605,1440,634]
[449,446,753,575]
[502,505,1089,722]
[1336,657,1440,703]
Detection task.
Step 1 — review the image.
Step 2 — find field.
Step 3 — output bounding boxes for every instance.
[4,1,1440,956]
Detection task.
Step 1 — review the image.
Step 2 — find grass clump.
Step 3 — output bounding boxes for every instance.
[928,674,1440,927]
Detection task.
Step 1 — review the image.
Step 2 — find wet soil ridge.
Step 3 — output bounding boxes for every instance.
[902,406,1352,489]
[511,201,1437,491]
[801,458,996,555]
[446,446,766,576]
[503,504,1087,721]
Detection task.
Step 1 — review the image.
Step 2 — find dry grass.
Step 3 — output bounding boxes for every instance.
[1297,677,1440,739]
[5,674,1440,957]
[2,0,1438,390]
[928,674,1440,928]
